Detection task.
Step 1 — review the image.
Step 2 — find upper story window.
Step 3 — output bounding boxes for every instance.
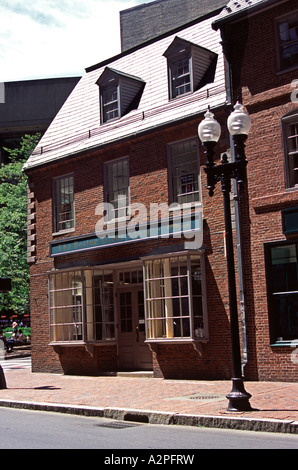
[53,174,74,233]
[168,138,201,204]
[276,11,298,71]
[169,54,192,99]
[104,157,130,220]
[97,67,145,124]
[281,111,298,189]
[163,37,217,101]
[102,84,119,122]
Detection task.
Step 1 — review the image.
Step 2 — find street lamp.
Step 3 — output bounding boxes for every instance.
[198,102,252,412]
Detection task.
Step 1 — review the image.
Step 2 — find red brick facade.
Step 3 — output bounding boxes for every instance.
[220,0,298,381]
[26,1,298,382]
[28,114,242,379]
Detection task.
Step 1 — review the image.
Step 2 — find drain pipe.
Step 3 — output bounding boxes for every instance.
[221,33,249,377]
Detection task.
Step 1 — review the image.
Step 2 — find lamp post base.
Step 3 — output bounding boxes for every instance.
[226,378,252,412]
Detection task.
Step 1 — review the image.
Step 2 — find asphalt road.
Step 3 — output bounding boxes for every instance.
[0,407,297,451]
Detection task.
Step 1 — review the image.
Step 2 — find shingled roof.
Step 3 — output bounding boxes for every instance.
[24,14,226,172]
[212,0,280,29]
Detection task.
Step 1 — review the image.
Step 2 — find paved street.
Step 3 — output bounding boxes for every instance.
[0,361,297,438]
[0,407,297,449]
[0,357,31,372]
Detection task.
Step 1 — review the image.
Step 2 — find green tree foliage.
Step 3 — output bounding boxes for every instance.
[0,134,40,317]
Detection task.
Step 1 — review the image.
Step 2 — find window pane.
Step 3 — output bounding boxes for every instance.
[49,269,115,343]
[105,158,130,219]
[272,294,298,340]
[120,292,133,332]
[284,118,298,188]
[54,175,74,232]
[171,57,191,98]
[49,271,82,342]
[267,243,298,342]
[169,139,200,204]
[144,255,204,340]
[278,15,298,70]
[271,245,298,292]
[102,85,119,122]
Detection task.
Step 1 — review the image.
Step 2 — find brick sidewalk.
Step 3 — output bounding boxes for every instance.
[0,367,297,434]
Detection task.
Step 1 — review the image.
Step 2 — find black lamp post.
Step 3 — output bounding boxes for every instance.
[198,103,252,412]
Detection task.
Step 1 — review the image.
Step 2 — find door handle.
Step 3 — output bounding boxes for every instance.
[136,326,139,342]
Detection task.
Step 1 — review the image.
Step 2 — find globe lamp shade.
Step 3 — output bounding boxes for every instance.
[198,109,221,143]
[227,102,251,136]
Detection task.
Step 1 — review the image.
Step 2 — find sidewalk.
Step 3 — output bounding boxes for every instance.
[0,358,297,435]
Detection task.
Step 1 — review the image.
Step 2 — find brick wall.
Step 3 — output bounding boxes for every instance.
[28,112,243,379]
[225,0,298,382]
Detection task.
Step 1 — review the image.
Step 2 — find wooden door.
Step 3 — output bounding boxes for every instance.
[118,287,152,370]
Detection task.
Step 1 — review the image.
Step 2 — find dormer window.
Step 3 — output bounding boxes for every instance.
[102,83,119,122]
[97,67,145,124]
[163,37,217,101]
[169,54,192,98]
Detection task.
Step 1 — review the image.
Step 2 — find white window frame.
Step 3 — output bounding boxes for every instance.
[168,138,201,205]
[101,82,120,124]
[104,156,130,221]
[168,53,193,100]
[49,268,116,344]
[281,112,298,189]
[143,252,208,343]
[53,174,75,234]
[168,51,193,100]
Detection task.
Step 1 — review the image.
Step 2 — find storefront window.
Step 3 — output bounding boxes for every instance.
[144,254,206,340]
[49,269,115,343]
[266,242,298,343]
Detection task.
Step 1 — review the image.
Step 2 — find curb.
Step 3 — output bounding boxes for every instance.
[3,354,31,360]
[0,399,297,435]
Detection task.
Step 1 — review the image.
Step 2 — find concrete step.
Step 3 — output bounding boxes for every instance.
[116,371,154,378]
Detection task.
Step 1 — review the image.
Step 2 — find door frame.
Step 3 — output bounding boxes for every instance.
[117,284,152,370]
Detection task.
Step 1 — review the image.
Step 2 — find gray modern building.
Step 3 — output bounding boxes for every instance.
[0,76,80,163]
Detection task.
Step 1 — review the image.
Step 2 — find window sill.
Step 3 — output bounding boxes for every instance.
[49,340,117,347]
[52,228,75,238]
[277,64,298,75]
[270,340,298,347]
[169,202,202,210]
[285,186,298,193]
[145,337,208,345]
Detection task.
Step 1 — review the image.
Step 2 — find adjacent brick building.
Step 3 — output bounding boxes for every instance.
[24,0,298,382]
[214,0,298,381]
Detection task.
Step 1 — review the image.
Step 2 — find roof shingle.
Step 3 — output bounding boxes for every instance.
[24,15,226,171]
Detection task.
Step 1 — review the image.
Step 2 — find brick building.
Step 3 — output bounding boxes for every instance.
[214,0,298,381]
[23,0,298,382]
[23,3,231,379]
